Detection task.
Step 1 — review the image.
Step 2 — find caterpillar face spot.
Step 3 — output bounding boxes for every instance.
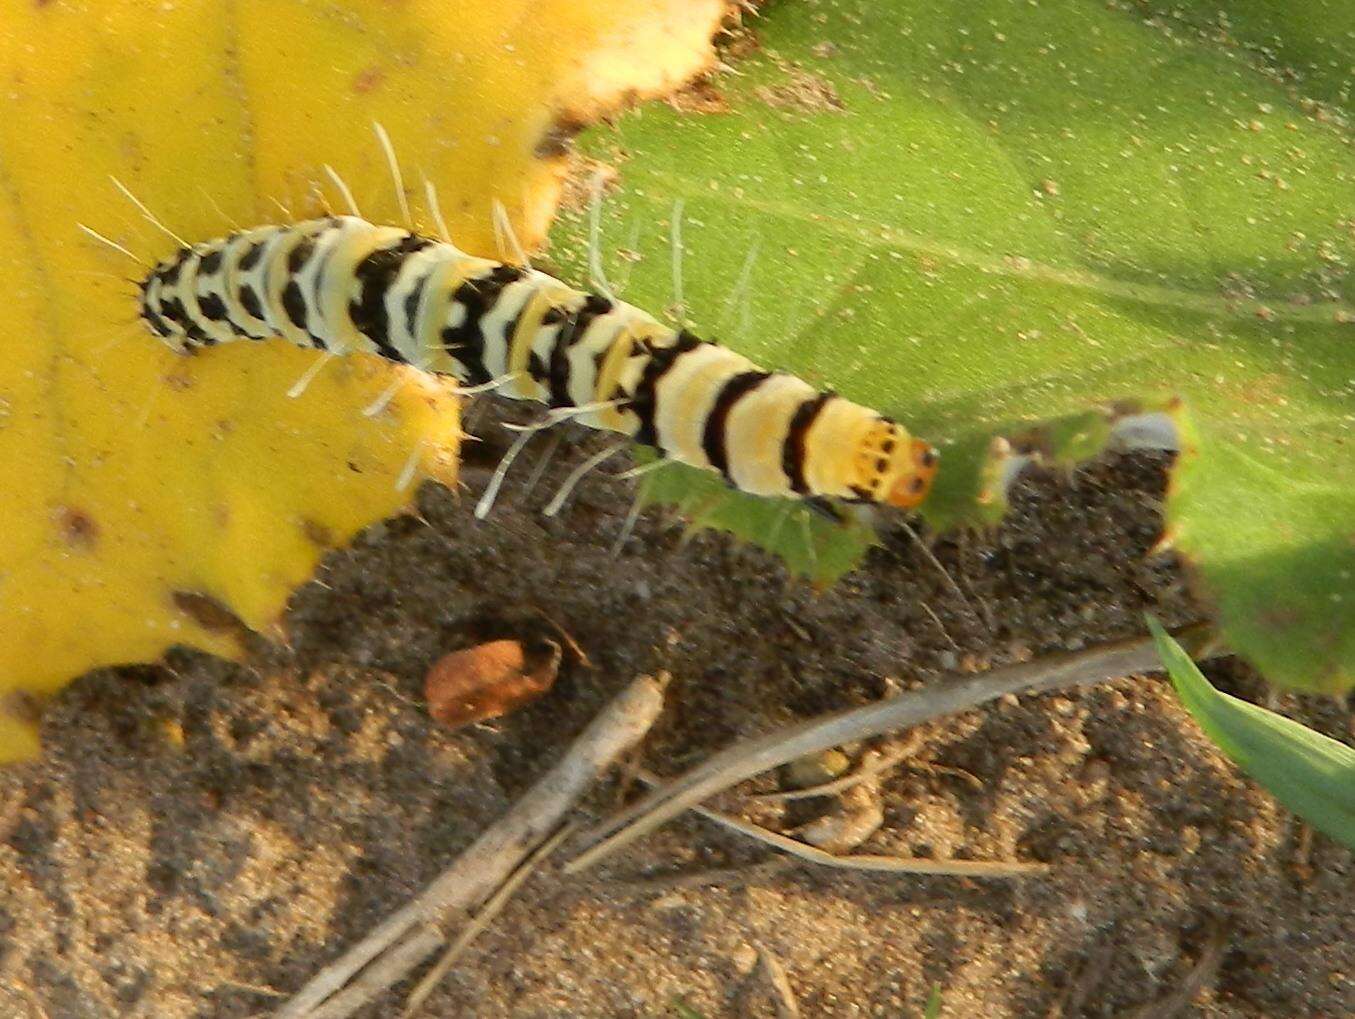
[884,438,939,509]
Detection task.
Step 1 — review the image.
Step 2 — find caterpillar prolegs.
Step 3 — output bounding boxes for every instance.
[134,210,938,510]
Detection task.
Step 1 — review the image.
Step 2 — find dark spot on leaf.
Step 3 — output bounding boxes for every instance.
[301,518,334,547]
[1256,604,1304,631]
[667,77,729,114]
[54,506,99,549]
[171,591,243,633]
[535,114,587,159]
[352,65,385,94]
[754,68,844,113]
[1,689,47,727]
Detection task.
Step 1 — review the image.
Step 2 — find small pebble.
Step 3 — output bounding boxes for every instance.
[784,748,851,789]
[731,942,759,975]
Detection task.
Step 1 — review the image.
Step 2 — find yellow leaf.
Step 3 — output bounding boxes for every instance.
[0,0,726,761]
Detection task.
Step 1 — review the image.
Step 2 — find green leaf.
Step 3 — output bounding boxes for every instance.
[549,0,1355,691]
[922,983,944,1019]
[1148,617,1355,851]
[669,997,707,1019]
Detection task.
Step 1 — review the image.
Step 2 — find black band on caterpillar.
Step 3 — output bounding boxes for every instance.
[137,215,938,508]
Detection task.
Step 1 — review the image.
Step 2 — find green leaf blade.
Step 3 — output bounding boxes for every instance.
[1148,617,1355,850]
[551,0,1355,690]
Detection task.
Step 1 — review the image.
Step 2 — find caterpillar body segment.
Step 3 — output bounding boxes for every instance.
[137,215,938,508]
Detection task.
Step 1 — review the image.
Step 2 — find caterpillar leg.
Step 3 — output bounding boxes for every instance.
[395,438,427,493]
[109,176,190,247]
[717,238,760,338]
[519,430,565,502]
[763,503,793,553]
[587,171,617,302]
[423,179,452,242]
[372,121,412,227]
[77,223,149,267]
[286,349,336,399]
[198,187,242,231]
[610,489,646,557]
[613,457,668,482]
[614,219,644,293]
[474,424,540,519]
[804,496,848,524]
[543,442,626,517]
[457,373,525,397]
[500,399,625,435]
[474,400,624,519]
[669,197,685,320]
[322,164,362,217]
[798,507,819,575]
[491,197,530,268]
[267,194,296,223]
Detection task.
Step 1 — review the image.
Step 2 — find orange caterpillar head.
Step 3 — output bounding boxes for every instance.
[852,420,939,510]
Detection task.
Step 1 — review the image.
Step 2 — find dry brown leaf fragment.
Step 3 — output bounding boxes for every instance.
[424,638,562,729]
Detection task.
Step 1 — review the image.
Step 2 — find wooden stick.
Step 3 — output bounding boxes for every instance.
[277,673,668,1018]
[636,768,1044,878]
[401,822,577,1017]
[758,944,801,1018]
[749,736,924,804]
[566,628,1212,873]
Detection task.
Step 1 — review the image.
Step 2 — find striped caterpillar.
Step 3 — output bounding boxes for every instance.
[125,176,938,514]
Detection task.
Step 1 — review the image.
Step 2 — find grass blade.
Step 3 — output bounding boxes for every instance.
[1148,617,1355,850]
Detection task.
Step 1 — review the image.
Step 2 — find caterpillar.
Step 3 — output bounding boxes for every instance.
[132,209,938,512]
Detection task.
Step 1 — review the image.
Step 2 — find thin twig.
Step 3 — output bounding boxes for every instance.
[308,931,440,1019]
[617,857,795,894]
[219,981,286,999]
[636,768,1042,879]
[1114,924,1228,1019]
[750,735,925,804]
[277,673,668,1018]
[904,524,994,631]
[919,601,962,651]
[565,628,1212,873]
[402,822,577,1017]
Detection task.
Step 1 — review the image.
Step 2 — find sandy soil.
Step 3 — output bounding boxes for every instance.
[2,406,1353,1018]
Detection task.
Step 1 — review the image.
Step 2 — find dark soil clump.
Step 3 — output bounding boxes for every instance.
[2,409,1352,1017]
